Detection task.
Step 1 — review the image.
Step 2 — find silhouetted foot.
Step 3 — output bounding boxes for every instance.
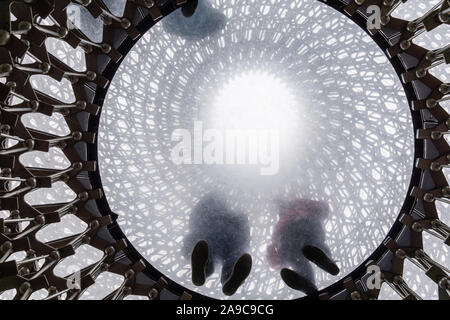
[182,0,198,17]
[302,245,340,275]
[191,240,209,286]
[222,254,252,296]
[280,268,318,295]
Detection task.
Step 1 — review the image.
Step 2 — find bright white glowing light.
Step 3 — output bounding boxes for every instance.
[210,72,299,132]
[202,71,305,180]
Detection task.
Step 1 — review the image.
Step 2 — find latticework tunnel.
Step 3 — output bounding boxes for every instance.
[0,0,449,301]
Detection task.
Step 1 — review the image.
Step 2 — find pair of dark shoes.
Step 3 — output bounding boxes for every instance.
[191,240,252,296]
[280,245,340,295]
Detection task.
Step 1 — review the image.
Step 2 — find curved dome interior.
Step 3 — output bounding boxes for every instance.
[98,0,415,300]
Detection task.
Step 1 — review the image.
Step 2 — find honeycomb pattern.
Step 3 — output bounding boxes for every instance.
[0,0,448,300]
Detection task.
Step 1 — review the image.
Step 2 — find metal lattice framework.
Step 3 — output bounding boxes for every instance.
[98,0,416,300]
[0,0,449,300]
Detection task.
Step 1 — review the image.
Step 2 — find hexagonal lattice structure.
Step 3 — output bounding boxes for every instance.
[0,0,449,300]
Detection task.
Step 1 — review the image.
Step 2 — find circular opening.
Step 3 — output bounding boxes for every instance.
[98,0,414,299]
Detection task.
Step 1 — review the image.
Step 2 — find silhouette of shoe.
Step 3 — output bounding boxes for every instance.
[302,245,340,275]
[182,0,199,17]
[222,253,252,296]
[191,240,209,286]
[280,268,318,295]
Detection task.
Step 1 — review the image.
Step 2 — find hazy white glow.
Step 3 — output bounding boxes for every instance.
[211,72,298,131]
[204,71,303,179]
